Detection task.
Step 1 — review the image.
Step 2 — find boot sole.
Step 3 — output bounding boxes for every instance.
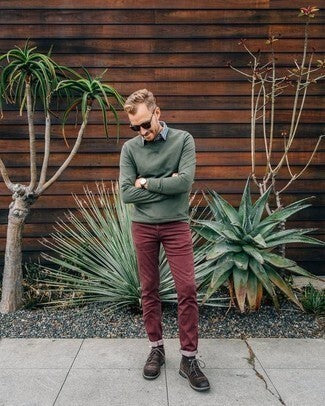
[143,361,165,380]
[179,369,210,392]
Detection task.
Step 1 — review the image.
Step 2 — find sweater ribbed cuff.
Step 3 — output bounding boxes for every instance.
[146,178,160,193]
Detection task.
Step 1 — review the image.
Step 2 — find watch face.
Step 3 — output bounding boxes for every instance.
[140,178,146,185]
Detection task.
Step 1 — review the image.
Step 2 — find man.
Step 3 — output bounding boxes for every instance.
[119,89,210,392]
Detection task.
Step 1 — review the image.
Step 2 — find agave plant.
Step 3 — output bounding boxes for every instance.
[36,182,227,311]
[192,178,325,312]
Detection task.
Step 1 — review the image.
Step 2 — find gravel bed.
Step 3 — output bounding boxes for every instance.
[0,302,323,339]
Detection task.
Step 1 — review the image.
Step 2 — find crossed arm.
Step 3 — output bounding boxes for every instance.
[146,134,196,195]
[119,134,196,204]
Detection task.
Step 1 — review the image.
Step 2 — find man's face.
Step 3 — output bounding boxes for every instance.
[128,103,162,142]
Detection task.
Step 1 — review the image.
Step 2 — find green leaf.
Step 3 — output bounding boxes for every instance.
[261,251,296,269]
[244,233,267,248]
[249,258,279,308]
[264,228,317,242]
[233,267,249,312]
[238,177,253,230]
[210,190,242,227]
[206,242,241,260]
[285,263,323,280]
[242,245,264,264]
[254,200,312,235]
[247,272,263,310]
[265,235,325,248]
[193,219,240,242]
[233,252,249,270]
[251,185,272,228]
[265,264,303,310]
[203,268,232,304]
[191,224,223,242]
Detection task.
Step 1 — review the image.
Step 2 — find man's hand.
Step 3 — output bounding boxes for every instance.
[135,178,142,188]
[135,174,177,189]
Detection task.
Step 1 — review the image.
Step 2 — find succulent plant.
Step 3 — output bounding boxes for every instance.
[192,178,325,312]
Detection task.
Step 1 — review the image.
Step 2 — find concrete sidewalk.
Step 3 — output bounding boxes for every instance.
[0,338,324,406]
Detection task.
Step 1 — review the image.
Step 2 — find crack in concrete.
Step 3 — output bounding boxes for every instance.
[242,336,286,405]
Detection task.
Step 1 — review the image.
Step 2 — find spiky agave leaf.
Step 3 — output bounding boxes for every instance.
[192,176,324,312]
[238,177,253,232]
[55,68,124,144]
[0,42,60,114]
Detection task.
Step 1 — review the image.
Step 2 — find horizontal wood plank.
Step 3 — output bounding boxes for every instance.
[1,1,323,10]
[1,191,324,210]
[1,179,324,196]
[0,151,324,170]
[0,24,323,39]
[1,38,324,54]
[1,123,323,139]
[45,53,321,68]
[1,108,323,126]
[1,137,324,153]
[0,9,324,25]
[0,1,271,9]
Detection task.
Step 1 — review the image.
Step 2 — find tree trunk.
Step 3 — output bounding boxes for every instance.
[0,197,31,313]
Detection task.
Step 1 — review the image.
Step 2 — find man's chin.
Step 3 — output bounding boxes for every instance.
[143,134,155,141]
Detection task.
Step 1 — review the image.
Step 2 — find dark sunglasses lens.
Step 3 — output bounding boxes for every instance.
[130,120,152,132]
[141,121,152,129]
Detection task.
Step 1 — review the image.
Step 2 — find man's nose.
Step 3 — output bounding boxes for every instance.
[140,126,147,136]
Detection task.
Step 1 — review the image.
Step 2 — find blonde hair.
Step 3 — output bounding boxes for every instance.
[124,89,157,114]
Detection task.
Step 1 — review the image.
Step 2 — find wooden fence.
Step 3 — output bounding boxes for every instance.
[0,0,324,273]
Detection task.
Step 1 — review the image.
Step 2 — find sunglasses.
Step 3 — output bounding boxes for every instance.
[129,110,155,132]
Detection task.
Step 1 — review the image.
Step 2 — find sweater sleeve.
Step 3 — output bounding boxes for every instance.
[119,143,171,204]
[146,133,196,195]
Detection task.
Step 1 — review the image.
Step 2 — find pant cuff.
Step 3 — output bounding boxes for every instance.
[180,349,198,357]
[149,339,164,347]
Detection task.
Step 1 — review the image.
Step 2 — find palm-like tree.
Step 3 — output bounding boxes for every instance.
[0,43,124,313]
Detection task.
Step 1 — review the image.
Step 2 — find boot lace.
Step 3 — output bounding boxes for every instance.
[188,358,206,377]
[147,347,165,363]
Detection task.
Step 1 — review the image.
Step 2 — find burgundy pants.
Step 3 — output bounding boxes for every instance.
[131,220,198,357]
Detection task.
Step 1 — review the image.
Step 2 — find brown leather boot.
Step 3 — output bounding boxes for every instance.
[179,355,210,391]
[143,345,165,380]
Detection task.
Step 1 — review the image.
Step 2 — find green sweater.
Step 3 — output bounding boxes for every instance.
[119,127,196,224]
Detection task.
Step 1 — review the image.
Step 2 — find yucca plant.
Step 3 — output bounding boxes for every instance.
[192,177,325,313]
[35,182,228,312]
[0,42,124,313]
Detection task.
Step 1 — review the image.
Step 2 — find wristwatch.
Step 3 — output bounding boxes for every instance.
[139,178,147,189]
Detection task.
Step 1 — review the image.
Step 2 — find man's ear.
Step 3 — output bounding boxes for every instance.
[155,106,161,119]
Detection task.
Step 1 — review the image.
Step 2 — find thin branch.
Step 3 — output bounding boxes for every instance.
[35,112,51,194]
[283,134,295,178]
[260,81,272,175]
[272,21,310,175]
[26,80,37,191]
[37,106,91,195]
[268,45,276,161]
[0,158,14,192]
[278,134,324,194]
[229,65,253,79]
[250,71,257,175]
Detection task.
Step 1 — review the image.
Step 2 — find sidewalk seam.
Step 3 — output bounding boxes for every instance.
[164,360,170,406]
[243,337,286,405]
[52,338,85,406]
